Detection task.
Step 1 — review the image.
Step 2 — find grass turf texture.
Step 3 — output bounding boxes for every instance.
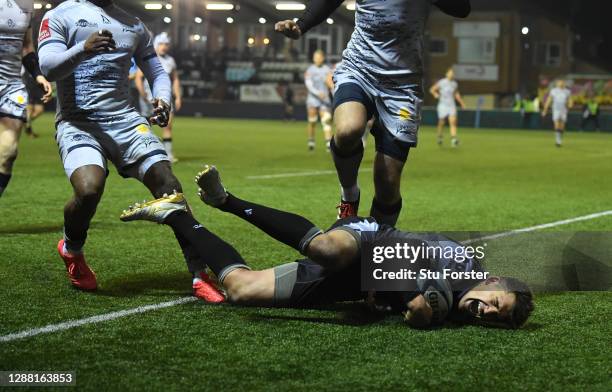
[1,115,610,391]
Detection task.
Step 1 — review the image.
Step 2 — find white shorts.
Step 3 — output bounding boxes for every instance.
[333,63,423,146]
[553,110,568,123]
[56,114,169,180]
[306,95,331,113]
[0,83,28,121]
[437,104,457,120]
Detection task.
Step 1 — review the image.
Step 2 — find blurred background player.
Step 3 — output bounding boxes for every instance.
[542,79,573,147]
[581,92,600,132]
[22,69,48,138]
[304,49,333,151]
[38,0,222,302]
[276,0,471,224]
[0,0,52,197]
[430,67,465,147]
[136,32,182,163]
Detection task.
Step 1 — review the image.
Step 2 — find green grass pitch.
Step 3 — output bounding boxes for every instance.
[1,115,610,391]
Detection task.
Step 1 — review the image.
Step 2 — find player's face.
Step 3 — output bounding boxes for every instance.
[156,43,170,56]
[446,69,454,79]
[457,281,516,328]
[556,80,565,88]
[313,52,325,66]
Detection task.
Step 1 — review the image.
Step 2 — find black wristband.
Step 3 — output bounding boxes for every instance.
[22,52,42,78]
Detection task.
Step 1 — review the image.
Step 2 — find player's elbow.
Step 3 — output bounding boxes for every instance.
[39,60,60,82]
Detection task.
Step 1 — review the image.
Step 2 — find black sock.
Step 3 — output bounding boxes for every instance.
[172,229,206,275]
[0,173,11,196]
[165,211,248,282]
[370,197,403,227]
[219,193,321,254]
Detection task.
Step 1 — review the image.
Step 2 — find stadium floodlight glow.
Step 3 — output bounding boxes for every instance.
[144,3,163,10]
[206,3,235,11]
[226,17,234,23]
[33,2,42,9]
[345,1,356,11]
[195,17,203,23]
[165,4,173,10]
[193,34,202,41]
[259,17,267,24]
[247,37,255,46]
[263,37,271,45]
[163,17,172,23]
[275,3,306,11]
[326,18,334,24]
[45,3,52,8]
[521,26,529,35]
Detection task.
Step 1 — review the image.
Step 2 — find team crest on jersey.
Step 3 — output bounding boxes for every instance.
[75,19,98,28]
[39,18,51,41]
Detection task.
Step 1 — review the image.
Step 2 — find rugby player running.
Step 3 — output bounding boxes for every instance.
[37,0,222,301]
[120,165,534,329]
[275,0,471,224]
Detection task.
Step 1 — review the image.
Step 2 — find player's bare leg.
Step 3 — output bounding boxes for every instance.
[436,118,445,146]
[554,120,565,147]
[449,115,459,147]
[161,113,176,163]
[371,152,405,226]
[142,161,224,302]
[306,107,318,151]
[320,108,333,151]
[331,101,368,218]
[59,164,106,290]
[0,117,23,197]
[25,104,43,138]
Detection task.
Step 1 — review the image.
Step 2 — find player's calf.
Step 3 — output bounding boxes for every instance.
[222,269,275,306]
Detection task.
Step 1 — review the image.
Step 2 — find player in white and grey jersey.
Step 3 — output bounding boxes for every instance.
[430,68,465,147]
[276,0,471,226]
[542,79,573,147]
[135,32,182,162]
[304,49,332,151]
[37,0,223,302]
[0,0,52,197]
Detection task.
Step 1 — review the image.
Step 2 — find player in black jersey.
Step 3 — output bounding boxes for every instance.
[120,166,533,329]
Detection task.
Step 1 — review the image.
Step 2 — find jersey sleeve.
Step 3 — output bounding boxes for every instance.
[37,10,86,81]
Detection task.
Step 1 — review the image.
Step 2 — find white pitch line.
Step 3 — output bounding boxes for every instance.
[1,209,611,343]
[463,210,612,244]
[0,297,197,343]
[247,168,372,180]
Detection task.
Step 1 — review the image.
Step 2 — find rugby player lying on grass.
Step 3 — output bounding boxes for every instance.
[120,166,534,329]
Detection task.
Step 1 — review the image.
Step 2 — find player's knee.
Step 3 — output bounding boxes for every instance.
[334,118,364,148]
[226,278,258,305]
[0,131,19,171]
[321,112,332,131]
[308,233,353,270]
[75,181,104,207]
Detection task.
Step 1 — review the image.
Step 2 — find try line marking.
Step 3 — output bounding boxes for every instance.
[247,168,372,180]
[1,209,611,343]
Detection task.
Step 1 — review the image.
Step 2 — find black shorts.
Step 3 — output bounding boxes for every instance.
[333,82,412,162]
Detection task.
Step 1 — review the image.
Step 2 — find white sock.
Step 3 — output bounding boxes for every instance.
[341,184,360,202]
[555,131,562,144]
[163,139,173,158]
[192,270,203,284]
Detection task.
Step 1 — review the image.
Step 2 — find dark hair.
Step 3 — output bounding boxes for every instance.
[499,277,534,328]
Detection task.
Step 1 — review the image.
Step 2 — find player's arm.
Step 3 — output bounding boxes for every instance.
[542,95,552,116]
[22,27,53,102]
[275,0,344,39]
[455,90,466,109]
[403,294,433,328]
[429,82,440,99]
[326,69,335,91]
[134,25,172,127]
[304,70,324,99]
[38,10,116,81]
[171,69,182,112]
[134,69,147,99]
[433,0,471,18]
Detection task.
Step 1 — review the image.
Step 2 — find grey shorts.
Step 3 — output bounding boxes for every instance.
[0,83,28,121]
[56,114,169,180]
[273,262,299,307]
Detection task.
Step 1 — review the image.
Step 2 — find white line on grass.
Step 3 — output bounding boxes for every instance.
[0,297,197,343]
[463,210,612,244]
[247,168,372,180]
[1,209,611,343]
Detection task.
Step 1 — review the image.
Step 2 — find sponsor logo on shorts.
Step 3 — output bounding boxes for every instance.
[14,95,25,105]
[136,124,150,134]
[398,107,412,121]
[38,18,51,41]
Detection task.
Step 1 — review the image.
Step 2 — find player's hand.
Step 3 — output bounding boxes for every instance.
[275,20,302,40]
[433,93,440,99]
[403,294,432,328]
[541,111,547,118]
[174,97,182,112]
[35,75,53,103]
[84,30,116,54]
[318,92,327,100]
[150,98,171,127]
